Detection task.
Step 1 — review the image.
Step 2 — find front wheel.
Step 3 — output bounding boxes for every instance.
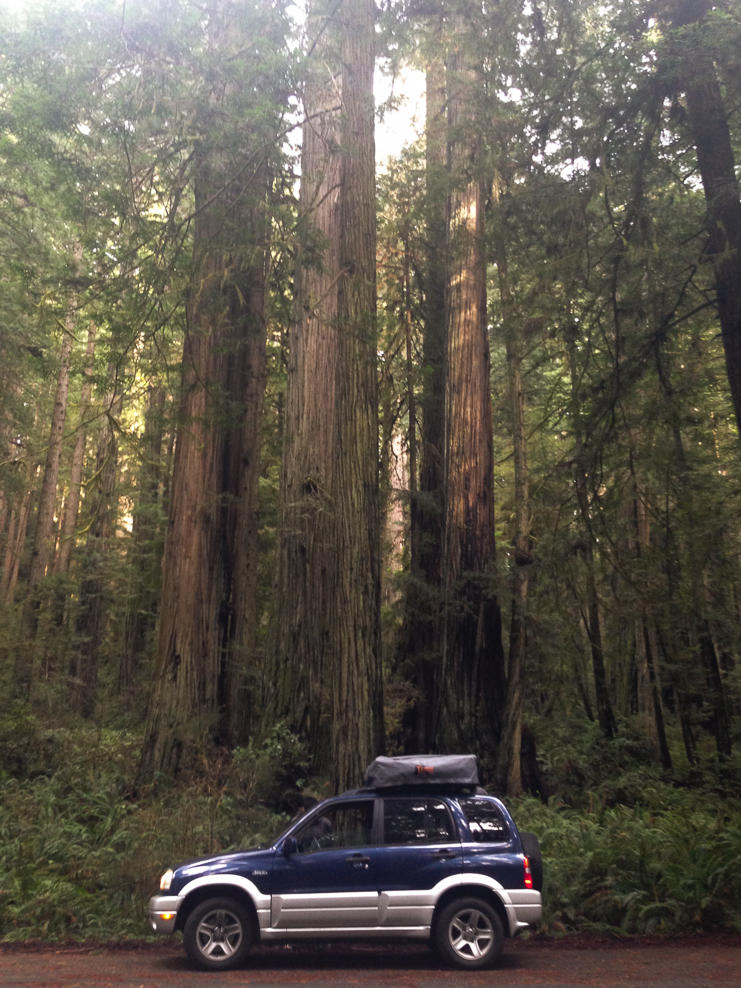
[434,897,504,970]
[183,897,254,970]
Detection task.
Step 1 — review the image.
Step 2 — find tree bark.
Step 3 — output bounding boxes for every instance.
[269,0,342,771]
[55,322,97,578]
[69,380,120,718]
[493,204,531,795]
[14,288,77,697]
[669,0,741,435]
[140,5,271,776]
[440,27,506,750]
[567,326,617,739]
[120,383,165,690]
[397,43,447,755]
[2,486,33,604]
[329,0,383,792]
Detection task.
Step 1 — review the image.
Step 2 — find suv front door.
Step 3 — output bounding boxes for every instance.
[271,798,378,931]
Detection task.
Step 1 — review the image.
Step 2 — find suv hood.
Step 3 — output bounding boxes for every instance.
[175,846,273,879]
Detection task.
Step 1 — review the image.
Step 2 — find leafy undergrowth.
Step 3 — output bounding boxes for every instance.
[1,713,740,942]
[513,717,741,936]
[0,715,303,942]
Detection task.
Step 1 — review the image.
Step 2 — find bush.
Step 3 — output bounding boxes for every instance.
[0,721,303,942]
[513,788,741,935]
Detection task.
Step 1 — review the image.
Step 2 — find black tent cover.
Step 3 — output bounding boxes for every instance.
[364,754,479,788]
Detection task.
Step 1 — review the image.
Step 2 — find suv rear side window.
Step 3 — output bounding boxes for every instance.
[458,798,509,843]
[382,798,456,845]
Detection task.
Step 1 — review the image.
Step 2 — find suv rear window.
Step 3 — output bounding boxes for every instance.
[458,798,509,842]
[382,797,456,845]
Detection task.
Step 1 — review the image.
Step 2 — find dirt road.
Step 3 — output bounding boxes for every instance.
[1,938,739,988]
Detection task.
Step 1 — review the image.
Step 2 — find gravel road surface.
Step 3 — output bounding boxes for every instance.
[1,938,739,988]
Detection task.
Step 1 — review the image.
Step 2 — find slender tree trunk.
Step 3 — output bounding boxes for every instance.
[567,327,617,739]
[493,204,532,794]
[329,0,383,791]
[699,620,732,759]
[628,454,672,767]
[440,27,506,750]
[14,292,77,697]
[397,44,447,754]
[55,323,97,578]
[69,381,120,718]
[655,338,732,758]
[120,384,165,690]
[2,487,33,604]
[38,323,98,680]
[641,619,672,770]
[269,0,342,770]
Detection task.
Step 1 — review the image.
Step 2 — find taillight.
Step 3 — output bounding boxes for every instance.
[523,855,533,889]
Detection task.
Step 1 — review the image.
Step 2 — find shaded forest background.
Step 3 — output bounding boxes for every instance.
[1,0,741,940]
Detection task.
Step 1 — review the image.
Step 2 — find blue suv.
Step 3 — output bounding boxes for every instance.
[148,755,542,971]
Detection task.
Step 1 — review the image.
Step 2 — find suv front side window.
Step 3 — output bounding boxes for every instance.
[382,797,456,845]
[294,800,374,854]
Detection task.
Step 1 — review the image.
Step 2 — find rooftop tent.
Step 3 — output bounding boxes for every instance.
[364,754,480,788]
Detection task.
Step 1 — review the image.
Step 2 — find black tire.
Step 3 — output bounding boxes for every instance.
[520,831,543,892]
[183,897,254,971]
[433,897,504,970]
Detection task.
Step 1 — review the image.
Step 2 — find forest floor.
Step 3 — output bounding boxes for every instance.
[1,935,740,988]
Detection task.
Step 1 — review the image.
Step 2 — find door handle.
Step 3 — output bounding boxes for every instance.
[431,849,457,859]
[346,854,371,868]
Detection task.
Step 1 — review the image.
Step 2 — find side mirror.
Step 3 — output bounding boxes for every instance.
[282,836,298,856]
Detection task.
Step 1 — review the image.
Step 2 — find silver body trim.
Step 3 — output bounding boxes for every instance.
[148,866,542,941]
[273,891,379,929]
[148,895,183,933]
[260,925,431,941]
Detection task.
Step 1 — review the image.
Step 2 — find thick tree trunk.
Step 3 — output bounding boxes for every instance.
[269,0,342,770]
[440,30,506,750]
[14,296,76,697]
[329,0,383,792]
[140,11,271,776]
[670,0,741,435]
[222,237,269,745]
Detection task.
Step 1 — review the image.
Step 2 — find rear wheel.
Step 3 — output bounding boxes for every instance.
[183,897,254,970]
[434,896,504,970]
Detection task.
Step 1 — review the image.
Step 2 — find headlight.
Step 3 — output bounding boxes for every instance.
[160,868,174,891]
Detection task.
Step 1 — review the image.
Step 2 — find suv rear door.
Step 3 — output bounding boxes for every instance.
[376,796,462,929]
[457,796,524,890]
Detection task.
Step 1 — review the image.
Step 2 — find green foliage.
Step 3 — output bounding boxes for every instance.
[0,719,304,942]
[515,786,741,935]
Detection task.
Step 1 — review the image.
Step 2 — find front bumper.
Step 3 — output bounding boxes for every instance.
[148,894,183,934]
